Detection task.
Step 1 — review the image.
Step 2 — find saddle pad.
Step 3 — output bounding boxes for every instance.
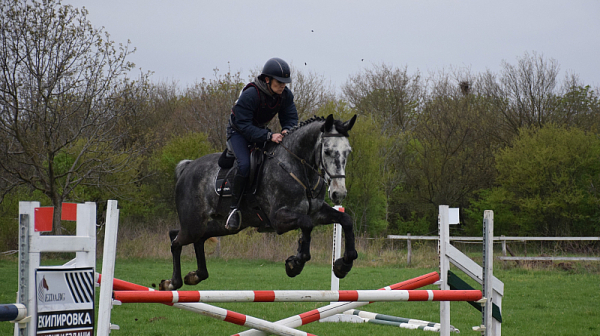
[214,167,233,197]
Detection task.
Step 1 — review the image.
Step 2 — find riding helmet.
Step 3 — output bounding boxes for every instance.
[261,58,292,83]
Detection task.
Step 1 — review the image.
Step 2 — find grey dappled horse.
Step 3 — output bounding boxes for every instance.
[159,114,358,290]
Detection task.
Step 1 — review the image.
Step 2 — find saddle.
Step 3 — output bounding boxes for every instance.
[215,146,273,232]
[214,147,265,196]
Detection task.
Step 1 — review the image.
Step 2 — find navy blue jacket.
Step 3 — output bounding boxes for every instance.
[230,83,298,143]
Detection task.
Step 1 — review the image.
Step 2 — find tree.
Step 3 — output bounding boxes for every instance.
[0,0,147,233]
[392,71,500,234]
[176,70,244,150]
[468,124,600,236]
[289,69,336,120]
[342,64,423,229]
[343,64,423,135]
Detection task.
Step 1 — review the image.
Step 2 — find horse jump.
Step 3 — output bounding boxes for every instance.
[103,273,464,336]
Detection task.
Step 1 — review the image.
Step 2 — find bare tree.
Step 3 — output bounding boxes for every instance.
[481,52,560,136]
[0,0,148,233]
[288,69,336,120]
[343,63,423,135]
[177,70,244,150]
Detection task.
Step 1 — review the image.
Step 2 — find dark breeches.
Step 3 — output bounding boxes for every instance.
[228,131,251,178]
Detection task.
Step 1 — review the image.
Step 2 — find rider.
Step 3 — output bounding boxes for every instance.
[225,57,299,231]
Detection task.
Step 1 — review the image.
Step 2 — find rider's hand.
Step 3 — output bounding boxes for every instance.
[271,133,284,143]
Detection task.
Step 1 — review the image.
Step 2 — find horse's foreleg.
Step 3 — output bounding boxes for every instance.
[285,228,312,277]
[159,229,184,290]
[271,208,313,278]
[316,205,357,279]
[184,239,209,286]
[333,213,357,278]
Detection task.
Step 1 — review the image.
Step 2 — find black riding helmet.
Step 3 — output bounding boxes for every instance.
[261,58,292,83]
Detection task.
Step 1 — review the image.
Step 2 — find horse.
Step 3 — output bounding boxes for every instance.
[159,114,358,290]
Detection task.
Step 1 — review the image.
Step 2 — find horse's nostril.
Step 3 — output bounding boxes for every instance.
[332,192,338,200]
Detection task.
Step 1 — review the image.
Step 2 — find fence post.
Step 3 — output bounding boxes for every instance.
[407,233,412,266]
[501,235,506,267]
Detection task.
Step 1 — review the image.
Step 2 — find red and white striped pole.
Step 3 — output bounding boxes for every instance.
[113,289,481,304]
[99,276,317,336]
[233,271,440,336]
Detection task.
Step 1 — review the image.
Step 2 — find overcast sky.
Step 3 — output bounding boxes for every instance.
[64,0,600,91]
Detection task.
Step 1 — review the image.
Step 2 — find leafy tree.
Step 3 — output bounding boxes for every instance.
[147,132,217,215]
[312,100,391,236]
[343,64,423,232]
[0,0,148,233]
[468,124,600,236]
[556,83,600,132]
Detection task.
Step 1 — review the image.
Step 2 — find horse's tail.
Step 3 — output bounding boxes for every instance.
[175,160,193,180]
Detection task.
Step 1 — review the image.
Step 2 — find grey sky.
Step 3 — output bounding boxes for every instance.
[64,0,600,91]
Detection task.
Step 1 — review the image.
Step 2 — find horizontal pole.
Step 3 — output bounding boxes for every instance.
[97,272,440,336]
[235,272,441,336]
[387,235,600,242]
[498,256,600,261]
[114,289,481,304]
[0,303,27,322]
[96,275,316,336]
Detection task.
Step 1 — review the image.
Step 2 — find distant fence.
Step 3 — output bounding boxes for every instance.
[387,234,600,264]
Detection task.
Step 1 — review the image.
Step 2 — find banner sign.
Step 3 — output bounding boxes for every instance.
[35,268,95,336]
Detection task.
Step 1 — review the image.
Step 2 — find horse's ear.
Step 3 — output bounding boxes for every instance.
[322,114,334,132]
[344,115,357,131]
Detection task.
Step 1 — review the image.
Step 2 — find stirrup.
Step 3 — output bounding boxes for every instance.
[226,208,242,231]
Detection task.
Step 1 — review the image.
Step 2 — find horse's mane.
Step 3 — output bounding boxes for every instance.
[286,115,351,137]
[286,115,326,135]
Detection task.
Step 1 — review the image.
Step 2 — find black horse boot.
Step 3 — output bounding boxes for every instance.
[226,174,247,231]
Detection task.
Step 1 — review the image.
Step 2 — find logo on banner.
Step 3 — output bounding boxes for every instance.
[38,276,67,303]
[36,268,95,335]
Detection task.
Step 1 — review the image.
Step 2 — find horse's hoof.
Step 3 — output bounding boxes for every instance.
[184,272,200,286]
[184,271,208,286]
[285,256,305,278]
[333,258,353,279]
[159,279,174,291]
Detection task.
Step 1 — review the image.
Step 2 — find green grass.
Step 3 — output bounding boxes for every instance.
[1,257,600,335]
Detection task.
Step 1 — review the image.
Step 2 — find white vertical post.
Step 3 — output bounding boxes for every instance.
[18,201,39,336]
[330,206,343,293]
[97,200,120,336]
[483,210,497,336]
[75,202,97,268]
[439,205,450,336]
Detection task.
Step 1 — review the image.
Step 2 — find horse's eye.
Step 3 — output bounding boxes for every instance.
[324,149,332,156]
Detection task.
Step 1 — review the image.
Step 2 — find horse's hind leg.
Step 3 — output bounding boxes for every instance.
[184,239,209,286]
[285,228,312,277]
[159,229,184,290]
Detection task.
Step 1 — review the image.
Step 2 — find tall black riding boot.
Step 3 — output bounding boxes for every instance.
[226,174,247,231]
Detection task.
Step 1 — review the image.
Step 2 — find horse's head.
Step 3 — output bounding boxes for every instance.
[319,114,357,204]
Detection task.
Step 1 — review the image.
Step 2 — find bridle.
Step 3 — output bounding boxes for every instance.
[277,131,347,189]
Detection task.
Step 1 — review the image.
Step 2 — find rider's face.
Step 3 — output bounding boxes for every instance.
[267,78,286,95]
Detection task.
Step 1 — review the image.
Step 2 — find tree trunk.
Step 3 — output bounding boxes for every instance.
[52,197,63,235]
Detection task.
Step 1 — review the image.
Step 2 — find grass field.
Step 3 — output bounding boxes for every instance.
[1,257,599,335]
